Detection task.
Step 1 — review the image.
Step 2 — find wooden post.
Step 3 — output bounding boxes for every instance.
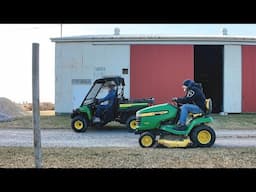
[32,43,42,168]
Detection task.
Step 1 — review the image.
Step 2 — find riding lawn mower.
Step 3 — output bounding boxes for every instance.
[135,98,216,148]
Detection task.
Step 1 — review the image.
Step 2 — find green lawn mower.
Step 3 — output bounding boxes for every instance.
[135,98,216,148]
[71,76,154,133]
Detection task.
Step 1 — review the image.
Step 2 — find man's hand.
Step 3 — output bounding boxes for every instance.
[172,97,178,102]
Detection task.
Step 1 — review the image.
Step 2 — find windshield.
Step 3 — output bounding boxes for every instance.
[96,86,110,99]
[82,81,119,105]
[85,83,103,100]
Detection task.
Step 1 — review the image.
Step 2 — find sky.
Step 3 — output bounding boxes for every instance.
[1,24,256,104]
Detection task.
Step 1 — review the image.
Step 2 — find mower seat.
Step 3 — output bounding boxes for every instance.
[189,98,212,118]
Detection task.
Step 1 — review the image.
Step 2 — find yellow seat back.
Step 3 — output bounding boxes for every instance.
[189,98,212,118]
[205,98,212,115]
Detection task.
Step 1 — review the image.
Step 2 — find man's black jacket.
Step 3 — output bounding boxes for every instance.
[176,83,206,112]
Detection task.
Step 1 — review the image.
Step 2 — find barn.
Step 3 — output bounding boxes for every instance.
[51,33,256,114]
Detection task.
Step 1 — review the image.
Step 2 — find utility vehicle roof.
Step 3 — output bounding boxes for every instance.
[94,76,125,86]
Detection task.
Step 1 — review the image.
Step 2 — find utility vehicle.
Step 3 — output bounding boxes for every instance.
[71,76,154,132]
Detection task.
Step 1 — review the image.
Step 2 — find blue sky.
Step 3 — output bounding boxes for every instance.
[0,24,256,103]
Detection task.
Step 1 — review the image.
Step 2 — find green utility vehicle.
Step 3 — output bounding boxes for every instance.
[71,76,154,132]
[135,98,216,148]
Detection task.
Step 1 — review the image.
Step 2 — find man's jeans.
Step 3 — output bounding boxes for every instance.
[179,104,203,125]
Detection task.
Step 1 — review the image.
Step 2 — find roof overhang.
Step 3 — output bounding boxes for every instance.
[51,35,256,45]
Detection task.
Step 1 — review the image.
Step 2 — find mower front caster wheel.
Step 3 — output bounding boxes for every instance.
[139,132,156,148]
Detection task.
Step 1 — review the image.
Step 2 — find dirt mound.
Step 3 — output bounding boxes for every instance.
[22,102,54,111]
[0,97,28,122]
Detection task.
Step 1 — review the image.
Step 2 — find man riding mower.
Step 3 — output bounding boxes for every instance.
[71,76,154,133]
[135,79,216,148]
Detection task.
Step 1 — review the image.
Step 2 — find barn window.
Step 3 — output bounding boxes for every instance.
[122,68,128,74]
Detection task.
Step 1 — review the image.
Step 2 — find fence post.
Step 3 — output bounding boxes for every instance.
[32,43,42,168]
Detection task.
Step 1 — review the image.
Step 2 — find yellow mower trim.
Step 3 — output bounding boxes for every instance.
[158,138,191,148]
[120,103,147,108]
[138,110,168,117]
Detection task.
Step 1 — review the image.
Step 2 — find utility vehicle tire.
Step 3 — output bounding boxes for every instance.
[139,132,156,148]
[71,115,88,133]
[126,115,137,132]
[189,125,216,147]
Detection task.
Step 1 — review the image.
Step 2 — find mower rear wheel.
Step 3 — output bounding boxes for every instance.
[139,132,156,148]
[126,115,137,132]
[189,125,216,147]
[71,115,88,132]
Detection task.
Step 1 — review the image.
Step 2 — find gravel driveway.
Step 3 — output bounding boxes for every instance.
[1,128,256,148]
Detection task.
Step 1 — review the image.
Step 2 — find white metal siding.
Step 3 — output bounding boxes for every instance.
[55,43,84,113]
[84,45,130,100]
[55,43,130,113]
[72,83,92,109]
[223,45,242,113]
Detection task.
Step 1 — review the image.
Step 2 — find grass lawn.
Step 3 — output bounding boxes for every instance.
[0,111,256,130]
[0,146,256,168]
[212,114,256,129]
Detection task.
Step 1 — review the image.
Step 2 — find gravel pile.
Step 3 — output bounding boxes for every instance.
[0,97,27,122]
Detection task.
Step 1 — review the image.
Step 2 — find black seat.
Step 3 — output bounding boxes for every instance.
[102,93,118,122]
[112,97,119,117]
